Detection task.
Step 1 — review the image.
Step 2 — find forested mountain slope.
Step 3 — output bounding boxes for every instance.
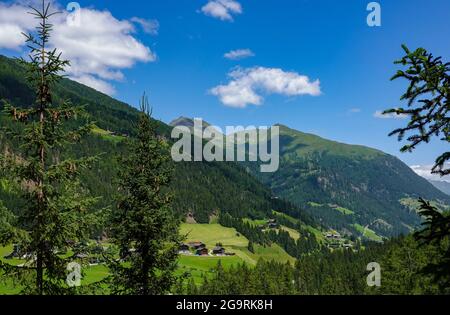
[429,180,450,196]
[243,124,450,237]
[2,54,448,240]
[0,55,309,226]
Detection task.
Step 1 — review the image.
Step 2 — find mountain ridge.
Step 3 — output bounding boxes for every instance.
[429,180,450,196]
[1,54,448,240]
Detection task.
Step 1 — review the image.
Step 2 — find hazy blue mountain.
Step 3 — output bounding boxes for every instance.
[429,180,450,196]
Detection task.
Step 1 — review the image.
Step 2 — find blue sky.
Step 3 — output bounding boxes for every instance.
[0,0,449,171]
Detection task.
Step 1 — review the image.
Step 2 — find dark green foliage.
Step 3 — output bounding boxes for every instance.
[247,241,255,253]
[182,236,448,295]
[371,235,443,294]
[181,242,389,295]
[186,260,296,295]
[385,45,450,176]
[244,126,450,238]
[383,46,450,294]
[219,213,319,258]
[108,95,181,295]
[172,161,273,223]
[0,53,313,230]
[0,1,97,295]
[219,213,270,245]
[414,199,450,291]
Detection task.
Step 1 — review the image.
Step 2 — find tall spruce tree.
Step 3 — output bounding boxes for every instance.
[108,94,181,295]
[0,0,96,294]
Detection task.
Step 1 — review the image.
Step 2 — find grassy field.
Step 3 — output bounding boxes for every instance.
[353,223,383,242]
[180,223,295,263]
[180,223,248,248]
[334,206,355,215]
[177,255,242,285]
[0,245,110,294]
[242,218,267,227]
[0,223,296,293]
[400,197,449,213]
[179,223,295,282]
[279,226,300,240]
[308,202,323,207]
[91,126,126,143]
[272,210,325,243]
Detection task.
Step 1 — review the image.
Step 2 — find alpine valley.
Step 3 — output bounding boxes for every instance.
[0,54,449,289]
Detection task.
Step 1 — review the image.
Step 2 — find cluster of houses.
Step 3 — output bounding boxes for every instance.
[3,244,33,260]
[325,232,342,240]
[266,219,279,229]
[256,219,279,230]
[179,242,235,257]
[108,130,130,138]
[3,242,108,265]
[324,231,354,250]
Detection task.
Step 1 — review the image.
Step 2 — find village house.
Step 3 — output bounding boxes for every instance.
[4,244,21,260]
[267,219,279,229]
[212,246,226,256]
[188,241,206,250]
[196,247,209,256]
[179,243,190,254]
[325,232,341,240]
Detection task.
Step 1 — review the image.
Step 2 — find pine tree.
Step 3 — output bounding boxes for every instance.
[384,45,449,176]
[384,45,450,293]
[247,241,255,253]
[108,94,181,295]
[0,0,96,294]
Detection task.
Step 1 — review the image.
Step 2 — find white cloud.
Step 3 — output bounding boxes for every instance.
[374,110,408,119]
[201,0,242,21]
[410,164,450,183]
[0,1,156,95]
[0,2,36,50]
[74,75,116,96]
[130,17,159,35]
[349,108,361,113]
[210,67,321,108]
[224,49,255,60]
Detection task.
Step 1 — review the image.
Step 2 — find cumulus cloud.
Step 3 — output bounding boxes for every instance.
[411,164,450,183]
[130,17,159,35]
[374,110,408,119]
[201,0,242,21]
[0,1,156,95]
[224,49,255,60]
[210,67,321,108]
[0,2,35,50]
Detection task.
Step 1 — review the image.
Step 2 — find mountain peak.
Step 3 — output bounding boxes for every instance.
[169,117,215,131]
[169,117,195,128]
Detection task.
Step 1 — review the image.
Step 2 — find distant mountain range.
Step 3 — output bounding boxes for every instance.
[169,117,450,238]
[429,180,450,196]
[240,124,450,237]
[0,55,310,228]
[1,54,449,241]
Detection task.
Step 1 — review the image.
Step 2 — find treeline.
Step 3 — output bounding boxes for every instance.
[179,234,450,295]
[266,229,320,258]
[0,1,179,295]
[219,213,320,258]
[178,240,388,295]
[219,213,270,245]
[0,53,319,228]
[246,150,450,237]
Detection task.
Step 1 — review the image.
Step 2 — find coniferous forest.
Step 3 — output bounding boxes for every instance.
[0,0,449,300]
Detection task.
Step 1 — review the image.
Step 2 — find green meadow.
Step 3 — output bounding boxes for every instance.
[0,223,296,293]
